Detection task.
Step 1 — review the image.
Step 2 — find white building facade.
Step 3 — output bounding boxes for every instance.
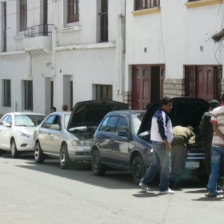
[0,0,126,115]
[125,0,224,109]
[0,0,224,115]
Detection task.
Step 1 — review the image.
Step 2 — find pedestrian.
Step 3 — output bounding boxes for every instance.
[62,104,68,111]
[170,125,195,189]
[199,99,220,177]
[205,94,224,197]
[139,97,174,194]
[51,106,56,113]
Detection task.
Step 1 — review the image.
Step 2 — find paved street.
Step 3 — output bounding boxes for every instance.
[0,155,223,224]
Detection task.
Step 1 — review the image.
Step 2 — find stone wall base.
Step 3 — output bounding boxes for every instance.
[164,79,185,98]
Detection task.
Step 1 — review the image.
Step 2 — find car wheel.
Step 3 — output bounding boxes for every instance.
[132,155,145,184]
[11,139,19,158]
[34,142,44,163]
[59,144,71,169]
[91,149,106,176]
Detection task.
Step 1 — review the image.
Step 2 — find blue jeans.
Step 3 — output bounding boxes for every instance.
[141,142,171,191]
[208,145,224,195]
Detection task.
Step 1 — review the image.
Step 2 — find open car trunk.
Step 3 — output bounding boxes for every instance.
[138,97,209,147]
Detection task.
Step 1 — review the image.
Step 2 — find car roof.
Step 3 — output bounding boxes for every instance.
[106,110,146,115]
[48,111,71,116]
[3,112,44,116]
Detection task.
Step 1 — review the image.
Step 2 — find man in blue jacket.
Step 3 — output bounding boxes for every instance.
[139,97,174,194]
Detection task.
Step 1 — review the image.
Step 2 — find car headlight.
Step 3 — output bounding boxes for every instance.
[71,140,82,146]
[19,132,31,138]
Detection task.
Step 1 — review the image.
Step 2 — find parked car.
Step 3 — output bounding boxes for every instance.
[0,112,45,157]
[34,100,128,168]
[91,97,209,183]
[91,110,153,183]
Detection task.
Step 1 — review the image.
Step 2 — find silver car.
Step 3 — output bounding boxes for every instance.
[33,111,92,169]
[34,101,128,169]
[0,112,45,157]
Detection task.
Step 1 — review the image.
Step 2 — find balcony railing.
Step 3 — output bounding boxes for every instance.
[135,0,160,10]
[24,24,54,38]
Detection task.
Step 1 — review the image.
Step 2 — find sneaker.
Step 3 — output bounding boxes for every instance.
[160,188,175,194]
[138,182,150,192]
[205,192,217,197]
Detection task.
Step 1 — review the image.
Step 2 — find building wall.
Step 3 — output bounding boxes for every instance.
[125,0,224,97]
[0,0,126,115]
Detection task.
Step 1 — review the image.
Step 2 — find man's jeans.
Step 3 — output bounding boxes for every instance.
[140,142,171,191]
[208,145,224,195]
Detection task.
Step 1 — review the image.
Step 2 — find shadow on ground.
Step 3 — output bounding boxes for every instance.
[0,153,208,191]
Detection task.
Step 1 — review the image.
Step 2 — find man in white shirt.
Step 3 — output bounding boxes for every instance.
[205,95,224,197]
[139,97,174,194]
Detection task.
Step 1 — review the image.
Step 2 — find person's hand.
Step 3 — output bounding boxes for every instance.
[163,139,171,152]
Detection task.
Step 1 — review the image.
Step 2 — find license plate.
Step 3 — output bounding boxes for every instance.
[185,161,200,169]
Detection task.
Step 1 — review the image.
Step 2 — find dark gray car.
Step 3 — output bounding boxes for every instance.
[91,110,153,183]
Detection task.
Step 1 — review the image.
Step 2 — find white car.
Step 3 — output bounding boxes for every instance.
[0,112,45,157]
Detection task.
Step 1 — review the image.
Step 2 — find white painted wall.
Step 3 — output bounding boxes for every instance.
[0,0,126,115]
[125,0,224,92]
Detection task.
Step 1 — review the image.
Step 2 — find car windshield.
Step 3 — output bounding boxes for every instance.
[132,112,145,135]
[64,114,70,129]
[15,115,45,127]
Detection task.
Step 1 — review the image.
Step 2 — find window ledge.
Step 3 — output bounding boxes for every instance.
[0,51,25,56]
[132,7,160,16]
[57,25,82,33]
[185,0,222,8]
[13,34,25,40]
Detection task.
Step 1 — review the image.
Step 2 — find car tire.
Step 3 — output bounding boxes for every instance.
[11,139,19,158]
[34,142,44,163]
[59,144,71,169]
[132,155,145,184]
[91,149,106,176]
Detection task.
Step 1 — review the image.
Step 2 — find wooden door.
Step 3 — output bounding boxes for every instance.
[132,66,151,110]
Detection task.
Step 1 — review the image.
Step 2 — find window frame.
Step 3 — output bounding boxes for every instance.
[19,0,27,32]
[134,0,160,10]
[67,0,79,23]
[3,79,11,107]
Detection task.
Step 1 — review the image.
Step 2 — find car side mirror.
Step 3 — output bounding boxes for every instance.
[51,124,61,130]
[118,130,129,138]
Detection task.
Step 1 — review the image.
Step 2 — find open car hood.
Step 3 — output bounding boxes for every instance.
[138,97,209,135]
[67,100,128,130]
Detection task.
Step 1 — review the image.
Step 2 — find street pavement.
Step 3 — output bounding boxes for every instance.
[0,154,223,224]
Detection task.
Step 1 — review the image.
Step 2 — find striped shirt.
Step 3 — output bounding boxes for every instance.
[211,105,224,146]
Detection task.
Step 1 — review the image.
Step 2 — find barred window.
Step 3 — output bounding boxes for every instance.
[135,0,160,10]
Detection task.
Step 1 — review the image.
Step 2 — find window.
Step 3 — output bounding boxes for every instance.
[116,116,129,132]
[135,0,160,10]
[2,2,7,52]
[19,0,27,31]
[67,0,79,23]
[23,80,33,111]
[3,79,11,107]
[99,0,108,42]
[95,85,112,101]
[42,115,61,129]
[103,116,119,133]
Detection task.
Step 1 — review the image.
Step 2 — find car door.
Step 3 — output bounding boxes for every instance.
[47,115,63,155]
[0,115,10,149]
[111,115,130,167]
[97,115,119,164]
[38,115,57,153]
